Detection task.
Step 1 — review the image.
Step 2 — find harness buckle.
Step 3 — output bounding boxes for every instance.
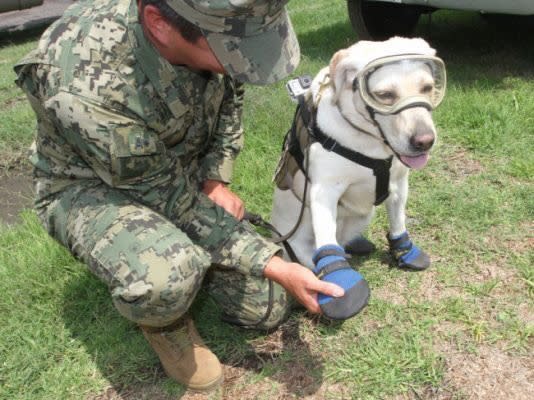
[321,135,337,152]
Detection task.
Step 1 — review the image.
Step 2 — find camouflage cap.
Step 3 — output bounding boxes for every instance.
[166,0,300,85]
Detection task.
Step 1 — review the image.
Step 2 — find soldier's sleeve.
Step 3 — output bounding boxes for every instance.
[199,78,245,183]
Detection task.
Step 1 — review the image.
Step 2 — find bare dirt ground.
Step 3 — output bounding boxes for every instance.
[0,158,33,225]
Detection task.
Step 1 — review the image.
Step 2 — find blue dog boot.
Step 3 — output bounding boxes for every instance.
[312,245,370,320]
[388,232,430,271]
[344,235,376,256]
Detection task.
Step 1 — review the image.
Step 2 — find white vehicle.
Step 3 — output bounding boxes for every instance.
[347,0,534,39]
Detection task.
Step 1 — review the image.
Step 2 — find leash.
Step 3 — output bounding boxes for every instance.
[243,211,300,263]
[239,191,307,329]
[230,203,305,328]
[244,128,312,265]
[238,148,311,329]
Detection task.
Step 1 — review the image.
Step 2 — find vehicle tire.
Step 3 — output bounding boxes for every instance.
[347,0,422,40]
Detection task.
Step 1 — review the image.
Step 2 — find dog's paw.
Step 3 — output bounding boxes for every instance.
[312,244,370,320]
[388,232,430,271]
[344,236,376,256]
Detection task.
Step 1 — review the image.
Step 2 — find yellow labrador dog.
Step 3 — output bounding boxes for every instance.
[271,37,446,319]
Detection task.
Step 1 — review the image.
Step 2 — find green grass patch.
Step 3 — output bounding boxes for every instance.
[0,35,38,164]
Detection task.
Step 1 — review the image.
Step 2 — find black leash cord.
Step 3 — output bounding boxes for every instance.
[235,157,309,328]
[237,112,312,328]
[244,142,311,265]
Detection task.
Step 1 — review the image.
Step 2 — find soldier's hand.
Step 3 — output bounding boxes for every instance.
[263,256,344,314]
[202,179,245,220]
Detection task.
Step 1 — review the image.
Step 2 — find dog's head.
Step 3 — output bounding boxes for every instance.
[328,37,446,169]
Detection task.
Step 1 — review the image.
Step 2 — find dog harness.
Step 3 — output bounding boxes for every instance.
[274,94,393,206]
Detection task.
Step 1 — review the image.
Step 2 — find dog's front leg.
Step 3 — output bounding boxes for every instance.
[309,181,347,249]
[385,172,409,237]
[308,179,371,320]
[386,171,430,270]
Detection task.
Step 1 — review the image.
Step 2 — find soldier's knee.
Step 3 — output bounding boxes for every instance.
[255,299,291,330]
[240,288,291,331]
[112,246,211,327]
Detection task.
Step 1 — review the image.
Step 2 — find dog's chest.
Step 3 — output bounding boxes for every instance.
[338,180,377,216]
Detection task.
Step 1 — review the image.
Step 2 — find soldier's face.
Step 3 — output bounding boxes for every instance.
[140,3,226,75]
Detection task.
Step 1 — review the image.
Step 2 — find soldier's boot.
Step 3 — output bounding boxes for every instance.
[140,315,223,392]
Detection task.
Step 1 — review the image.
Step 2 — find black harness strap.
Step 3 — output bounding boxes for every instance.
[286,102,308,179]
[293,96,393,206]
[311,126,393,205]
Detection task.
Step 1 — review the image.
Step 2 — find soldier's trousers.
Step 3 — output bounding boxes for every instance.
[36,181,291,329]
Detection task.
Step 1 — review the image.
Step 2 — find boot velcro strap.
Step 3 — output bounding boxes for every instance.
[388,232,411,249]
[388,232,413,258]
[392,247,412,259]
[315,260,351,279]
[312,247,351,264]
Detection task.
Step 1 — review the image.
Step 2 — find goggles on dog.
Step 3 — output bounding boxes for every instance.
[353,54,446,115]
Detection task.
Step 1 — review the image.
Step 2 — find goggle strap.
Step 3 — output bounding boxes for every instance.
[390,101,433,115]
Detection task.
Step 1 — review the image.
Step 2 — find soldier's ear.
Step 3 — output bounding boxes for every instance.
[141,4,175,48]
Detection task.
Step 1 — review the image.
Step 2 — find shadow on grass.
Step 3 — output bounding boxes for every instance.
[0,26,47,47]
[62,271,326,398]
[420,12,534,86]
[296,19,356,65]
[296,11,534,86]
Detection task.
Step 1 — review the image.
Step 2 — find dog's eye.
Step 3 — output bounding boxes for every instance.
[373,91,397,103]
[421,84,434,94]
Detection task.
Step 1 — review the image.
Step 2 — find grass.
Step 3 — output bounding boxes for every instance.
[1,2,533,399]
[0,37,36,167]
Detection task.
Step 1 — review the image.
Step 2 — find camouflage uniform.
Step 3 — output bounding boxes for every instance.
[14,0,296,329]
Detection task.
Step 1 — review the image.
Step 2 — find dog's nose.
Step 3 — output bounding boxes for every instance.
[410,133,435,152]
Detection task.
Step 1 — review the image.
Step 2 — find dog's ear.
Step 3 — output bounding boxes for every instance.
[410,37,437,56]
[329,49,358,104]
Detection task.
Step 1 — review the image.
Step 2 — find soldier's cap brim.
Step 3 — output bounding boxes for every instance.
[202,9,300,85]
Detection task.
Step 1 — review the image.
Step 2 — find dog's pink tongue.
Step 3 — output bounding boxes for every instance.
[400,154,429,170]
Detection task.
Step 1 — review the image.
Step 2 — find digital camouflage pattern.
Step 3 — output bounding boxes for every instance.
[167,0,300,85]
[15,0,288,328]
[38,182,289,328]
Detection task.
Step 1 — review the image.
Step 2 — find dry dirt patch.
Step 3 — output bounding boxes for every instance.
[437,345,534,400]
[486,221,534,255]
[372,269,464,306]
[0,161,33,225]
[440,146,484,183]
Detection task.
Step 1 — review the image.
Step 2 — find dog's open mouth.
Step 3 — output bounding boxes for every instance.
[399,153,429,170]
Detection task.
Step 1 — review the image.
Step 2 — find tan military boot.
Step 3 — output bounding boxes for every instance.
[140,316,223,392]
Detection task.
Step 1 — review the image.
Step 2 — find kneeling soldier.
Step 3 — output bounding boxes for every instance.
[15,0,345,391]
